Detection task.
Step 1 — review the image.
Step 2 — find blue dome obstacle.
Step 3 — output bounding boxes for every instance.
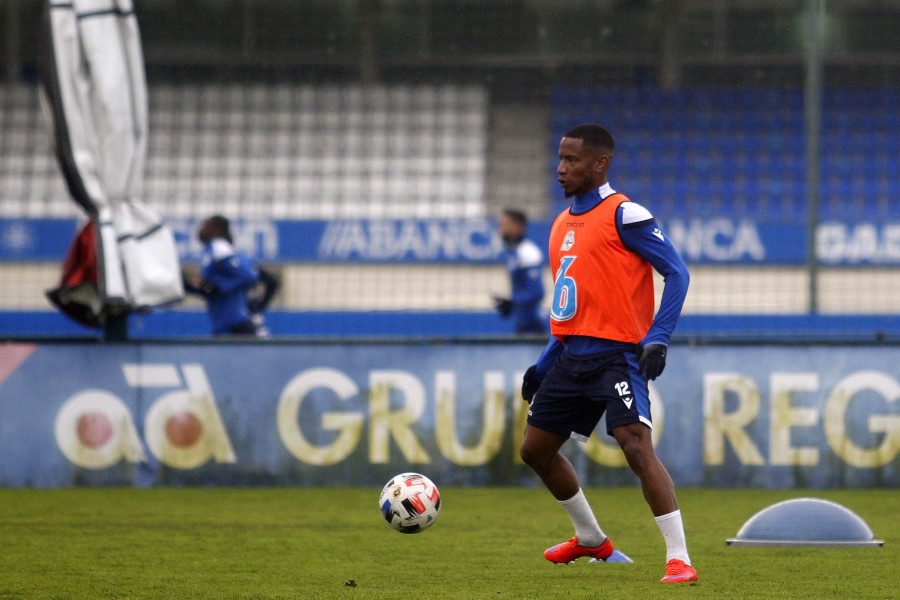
[726,498,885,547]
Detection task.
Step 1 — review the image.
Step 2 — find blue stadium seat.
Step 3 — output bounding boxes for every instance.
[552,85,899,225]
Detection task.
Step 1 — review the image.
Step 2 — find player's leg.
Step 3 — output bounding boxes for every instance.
[609,347,697,581]
[612,422,697,582]
[521,349,610,500]
[520,424,613,562]
[522,346,619,563]
[522,350,618,562]
[611,422,677,515]
[519,424,577,500]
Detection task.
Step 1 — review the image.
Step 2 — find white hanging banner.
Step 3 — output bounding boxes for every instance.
[40,0,182,319]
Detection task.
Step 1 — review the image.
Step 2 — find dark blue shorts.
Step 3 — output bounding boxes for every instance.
[526,348,652,441]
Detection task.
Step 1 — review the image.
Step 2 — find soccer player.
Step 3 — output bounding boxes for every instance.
[183,215,273,336]
[519,124,697,583]
[493,208,546,334]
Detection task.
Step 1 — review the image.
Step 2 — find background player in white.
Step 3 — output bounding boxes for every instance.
[493,208,547,334]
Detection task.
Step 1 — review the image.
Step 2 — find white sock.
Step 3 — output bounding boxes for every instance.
[654,510,691,564]
[559,489,606,547]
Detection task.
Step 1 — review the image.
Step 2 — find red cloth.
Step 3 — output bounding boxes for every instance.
[46,218,102,328]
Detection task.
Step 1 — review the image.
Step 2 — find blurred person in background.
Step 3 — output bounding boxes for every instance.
[245,263,280,337]
[183,215,279,337]
[518,124,695,583]
[493,207,546,334]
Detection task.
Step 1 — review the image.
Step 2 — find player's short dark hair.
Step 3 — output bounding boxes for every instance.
[501,207,528,226]
[208,215,233,243]
[563,124,615,156]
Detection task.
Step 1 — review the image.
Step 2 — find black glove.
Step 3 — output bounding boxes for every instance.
[247,297,263,314]
[521,365,542,401]
[636,344,667,381]
[199,281,220,297]
[493,297,513,317]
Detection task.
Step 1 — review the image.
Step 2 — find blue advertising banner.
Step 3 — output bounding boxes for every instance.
[169,217,507,263]
[660,218,804,264]
[0,219,79,260]
[6,216,900,265]
[0,342,896,488]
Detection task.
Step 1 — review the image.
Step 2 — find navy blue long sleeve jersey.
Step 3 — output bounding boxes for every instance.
[198,238,260,335]
[502,237,547,333]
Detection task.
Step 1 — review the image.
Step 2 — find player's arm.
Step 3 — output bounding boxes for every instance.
[248,266,280,313]
[617,202,689,347]
[203,259,258,295]
[521,336,563,400]
[498,243,544,317]
[201,241,260,295]
[617,202,689,379]
[181,269,205,295]
[511,265,545,305]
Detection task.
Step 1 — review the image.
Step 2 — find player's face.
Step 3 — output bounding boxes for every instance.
[197,220,213,244]
[197,219,219,244]
[557,137,604,197]
[498,214,523,243]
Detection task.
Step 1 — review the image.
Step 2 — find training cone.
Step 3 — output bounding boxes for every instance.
[727,497,884,548]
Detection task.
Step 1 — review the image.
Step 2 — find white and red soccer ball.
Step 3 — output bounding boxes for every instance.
[379,472,441,534]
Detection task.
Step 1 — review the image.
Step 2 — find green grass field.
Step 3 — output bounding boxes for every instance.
[0,487,894,600]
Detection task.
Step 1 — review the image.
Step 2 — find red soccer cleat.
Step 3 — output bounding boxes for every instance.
[660,558,698,583]
[544,537,614,563]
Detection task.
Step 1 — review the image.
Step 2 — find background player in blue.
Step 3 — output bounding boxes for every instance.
[183,215,274,336]
[519,124,697,583]
[493,208,546,334]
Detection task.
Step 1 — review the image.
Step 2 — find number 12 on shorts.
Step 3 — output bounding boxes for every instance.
[615,381,634,409]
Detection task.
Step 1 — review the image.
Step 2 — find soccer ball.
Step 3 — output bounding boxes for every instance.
[378,472,441,534]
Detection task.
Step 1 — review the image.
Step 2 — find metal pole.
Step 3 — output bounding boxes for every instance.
[5,0,21,82]
[658,0,682,91]
[804,0,823,314]
[358,0,379,84]
[241,0,255,58]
